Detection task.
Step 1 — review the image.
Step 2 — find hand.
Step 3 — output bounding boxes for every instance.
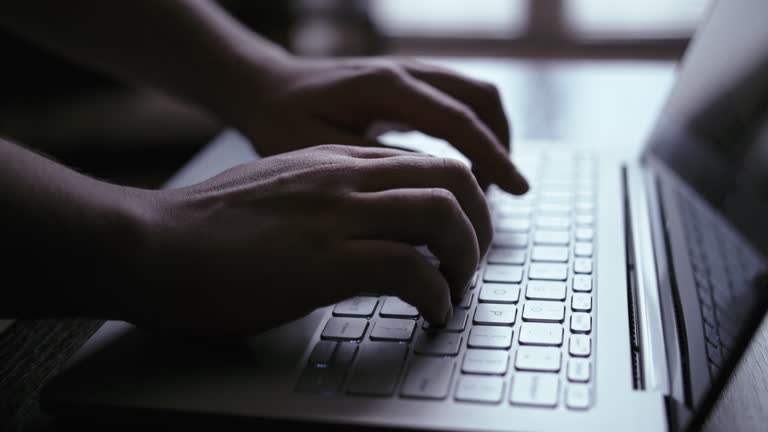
[128,145,492,334]
[226,56,529,195]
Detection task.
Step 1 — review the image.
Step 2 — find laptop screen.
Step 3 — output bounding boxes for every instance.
[643,0,768,427]
[645,0,768,257]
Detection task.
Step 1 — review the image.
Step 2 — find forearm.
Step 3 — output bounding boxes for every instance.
[0,137,149,318]
[0,0,290,124]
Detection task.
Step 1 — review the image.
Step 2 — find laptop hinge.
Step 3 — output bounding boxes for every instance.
[623,163,670,394]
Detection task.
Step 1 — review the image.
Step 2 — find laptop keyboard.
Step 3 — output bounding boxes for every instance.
[296,153,597,410]
[678,192,765,378]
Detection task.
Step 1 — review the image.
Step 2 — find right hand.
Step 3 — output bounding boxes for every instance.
[127,144,492,334]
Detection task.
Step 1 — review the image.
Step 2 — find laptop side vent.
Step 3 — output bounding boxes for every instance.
[622,167,644,390]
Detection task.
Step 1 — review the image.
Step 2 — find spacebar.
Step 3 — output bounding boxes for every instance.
[347,342,408,396]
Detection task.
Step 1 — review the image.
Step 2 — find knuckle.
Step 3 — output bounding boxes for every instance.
[440,157,474,187]
[371,63,406,85]
[426,188,460,221]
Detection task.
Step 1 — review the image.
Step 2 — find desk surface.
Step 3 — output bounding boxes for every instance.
[3,57,766,432]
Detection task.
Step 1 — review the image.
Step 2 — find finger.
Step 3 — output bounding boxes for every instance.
[369,70,528,194]
[310,123,423,159]
[356,155,493,258]
[342,188,479,300]
[329,239,452,324]
[404,60,511,153]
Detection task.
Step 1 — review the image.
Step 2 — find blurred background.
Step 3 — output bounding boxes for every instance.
[0,0,711,188]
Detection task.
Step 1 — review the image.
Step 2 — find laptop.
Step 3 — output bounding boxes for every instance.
[42,0,768,430]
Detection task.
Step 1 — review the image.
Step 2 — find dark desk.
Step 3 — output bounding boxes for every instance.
[2,57,766,432]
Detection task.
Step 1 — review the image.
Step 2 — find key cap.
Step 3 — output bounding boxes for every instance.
[575,228,594,241]
[322,317,368,341]
[455,376,505,403]
[575,215,594,226]
[308,340,337,367]
[526,281,567,300]
[569,334,591,357]
[488,248,526,265]
[424,309,468,332]
[529,263,568,281]
[380,297,419,318]
[567,358,591,382]
[371,318,416,341]
[574,242,593,257]
[510,372,560,407]
[574,258,593,274]
[333,297,378,317]
[573,275,592,292]
[414,332,462,356]
[536,217,570,230]
[469,271,480,289]
[494,233,529,248]
[571,293,592,312]
[519,322,564,346]
[496,205,533,219]
[532,246,569,263]
[566,384,591,410]
[400,357,455,399]
[515,346,561,372]
[295,367,346,394]
[462,349,509,375]
[333,342,358,368]
[538,203,571,216]
[474,304,517,326]
[534,231,570,246]
[479,283,520,304]
[484,264,524,283]
[457,292,474,309]
[523,301,565,322]
[468,326,513,349]
[570,313,592,333]
[495,218,531,233]
[347,342,408,396]
[575,203,595,214]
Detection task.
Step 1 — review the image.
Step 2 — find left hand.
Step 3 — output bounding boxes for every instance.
[226,56,529,195]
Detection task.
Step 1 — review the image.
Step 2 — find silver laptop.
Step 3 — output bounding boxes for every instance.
[42,0,768,430]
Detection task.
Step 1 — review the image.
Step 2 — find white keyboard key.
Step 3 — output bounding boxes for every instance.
[531,246,569,263]
[370,318,416,341]
[479,283,520,304]
[575,227,594,241]
[570,313,592,334]
[496,205,533,219]
[567,358,591,382]
[493,233,528,248]
[574,258,593,274]
[536,217,570,230]
[455,376,505,403]
[575,202,595,214]
[573,275,593,292]
[414,333,462,356]
[575,214,594,226]
[515,346,561,371]
[566,384,592,410]
[333,297,378,317]
[322,317,368,341]
[474,304,517,326]
[462,349,509,375]
[401,357,454,399]
[534,231,570,245]
[457,292,474,309]
[488,248,526,265]
[347,342,407,396]
[538,203,571,216]
[380,297,419,318]
[519,323,564,346]
[574,242,593,257]
[569,334,592,357]
[468,326,513,349]
[510,372,560,407]
[571,293,592,312]
[495,218,530,233]
[529,263,568,281]
[522,301,566,323]
[424,309,468,332]
[484,264,523,283]
[526,281,567,301]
